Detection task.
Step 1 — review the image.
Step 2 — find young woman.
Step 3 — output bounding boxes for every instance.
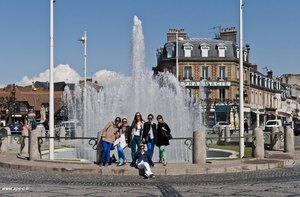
[142,114,156,160]
[155,115,171,166]
[131,112,144,161]
[99,117,121,167]
[115,118,131,166]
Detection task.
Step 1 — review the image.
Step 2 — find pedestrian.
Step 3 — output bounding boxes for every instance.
[114,118,131,166]
[156,115,171,166]
[131,144,155,179]
[131,112,144,160]
[142,114,156,160]
[244,119,249,134]
[98,117,121,167]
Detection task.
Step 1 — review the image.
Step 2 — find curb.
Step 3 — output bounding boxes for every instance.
[0,153,296,176]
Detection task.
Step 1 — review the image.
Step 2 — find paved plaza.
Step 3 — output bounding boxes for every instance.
[0,136,300,196]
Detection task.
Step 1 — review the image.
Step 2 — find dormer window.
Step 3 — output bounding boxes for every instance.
[217,43,227,57]
[183,42,193,57]
[236,48,240,58]
[200,43,210,57]
[165,43,175,58]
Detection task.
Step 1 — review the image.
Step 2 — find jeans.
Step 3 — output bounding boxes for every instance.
[146,139,155,159]
[131,135,141,160]
[101,141,112,164]
[117,144,126,163]
[159,145,166,162]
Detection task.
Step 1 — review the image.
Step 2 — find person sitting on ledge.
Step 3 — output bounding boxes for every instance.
[130,144,155,179]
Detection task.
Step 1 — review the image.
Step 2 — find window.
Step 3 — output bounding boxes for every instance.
[219,88,225,101]
[217,43,227,57]
[219,66,226,80]
[165,43,175,58]
[184,66,192,80]
[200,43,210,57]
[236,48,240,58]
[202,66,208,80]
[183,42,193,57]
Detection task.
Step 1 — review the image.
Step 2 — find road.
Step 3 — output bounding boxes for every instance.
[0,136,299,196]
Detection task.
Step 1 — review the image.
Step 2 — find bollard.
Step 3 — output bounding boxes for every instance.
[225,126,231,143]
[29,129,41,160]
[271,127,282,150]
[40,126,46,137]
[96,131,102,164]
[19,129,29,159]
[284,126,294,153]
[278,126,285,149]
[4,127,11,148]
[252,127,264,159]
[0,135,8,153]
[193,129,206,165]
[60,127,65,143]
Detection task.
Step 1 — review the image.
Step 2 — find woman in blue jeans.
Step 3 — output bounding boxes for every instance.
[142,114,156,160]
[131,112,144,160]
[115,118,131,166]
[99,117,121,167]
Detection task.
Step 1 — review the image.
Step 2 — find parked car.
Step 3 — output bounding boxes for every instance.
[294,122,300,136]
[212,121,231,134]
[8,123,23,134]
[55,121,76,138]
[265,119,282,131]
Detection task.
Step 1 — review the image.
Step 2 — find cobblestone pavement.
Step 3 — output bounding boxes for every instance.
[0,160,300,197]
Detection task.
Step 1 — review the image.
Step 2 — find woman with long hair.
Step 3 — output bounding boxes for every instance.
[131,112,144,160]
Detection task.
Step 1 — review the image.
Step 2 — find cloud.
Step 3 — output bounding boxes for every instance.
[92,69,124,86]
[15,64,123,87]
[16,64,82,86]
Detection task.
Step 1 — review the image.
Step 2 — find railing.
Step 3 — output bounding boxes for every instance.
[37,136,98,150]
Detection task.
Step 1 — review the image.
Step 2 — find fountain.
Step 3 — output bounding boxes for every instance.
[63,16,201,162]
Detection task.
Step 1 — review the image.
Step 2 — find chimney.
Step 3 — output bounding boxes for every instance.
[245,44,250,62]
[167,29,187,42]
[251,64,257,71]
[220,27,237,44]
[267,70,273,79]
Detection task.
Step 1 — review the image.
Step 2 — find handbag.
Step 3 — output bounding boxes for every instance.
[162,131,172,140]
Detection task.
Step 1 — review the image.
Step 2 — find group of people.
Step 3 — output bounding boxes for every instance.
[97,112,172,178]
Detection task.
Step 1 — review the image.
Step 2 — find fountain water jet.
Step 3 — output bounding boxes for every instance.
[63,16,201,162]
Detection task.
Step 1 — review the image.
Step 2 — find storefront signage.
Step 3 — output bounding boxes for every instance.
[180,81,231,87]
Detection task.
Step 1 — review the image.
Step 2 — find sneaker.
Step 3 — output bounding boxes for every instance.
[117,161,124,166]
[163,161,167,166]
[104,163,109,167]
[143,174,149,179]
[149,174,155,178]
[98,163,104,167]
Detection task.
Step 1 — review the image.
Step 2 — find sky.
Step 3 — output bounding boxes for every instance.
[0,0,299,87]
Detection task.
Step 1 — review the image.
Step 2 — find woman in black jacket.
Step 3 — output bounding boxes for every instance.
[142,114,156,160]
[155,115,171,166]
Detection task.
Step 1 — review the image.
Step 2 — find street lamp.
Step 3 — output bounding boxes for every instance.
[239,0,245,158]
[49,0,55,160]
[78,31,87,88]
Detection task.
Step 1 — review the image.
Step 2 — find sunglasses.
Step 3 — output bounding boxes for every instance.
[122,120,127,123]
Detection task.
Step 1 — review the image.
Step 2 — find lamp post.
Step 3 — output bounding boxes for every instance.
[78,31,87,88]
[49,0,55,160]
[239,0,245,159]
[78,31,87,137]
[176,30,179,80]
